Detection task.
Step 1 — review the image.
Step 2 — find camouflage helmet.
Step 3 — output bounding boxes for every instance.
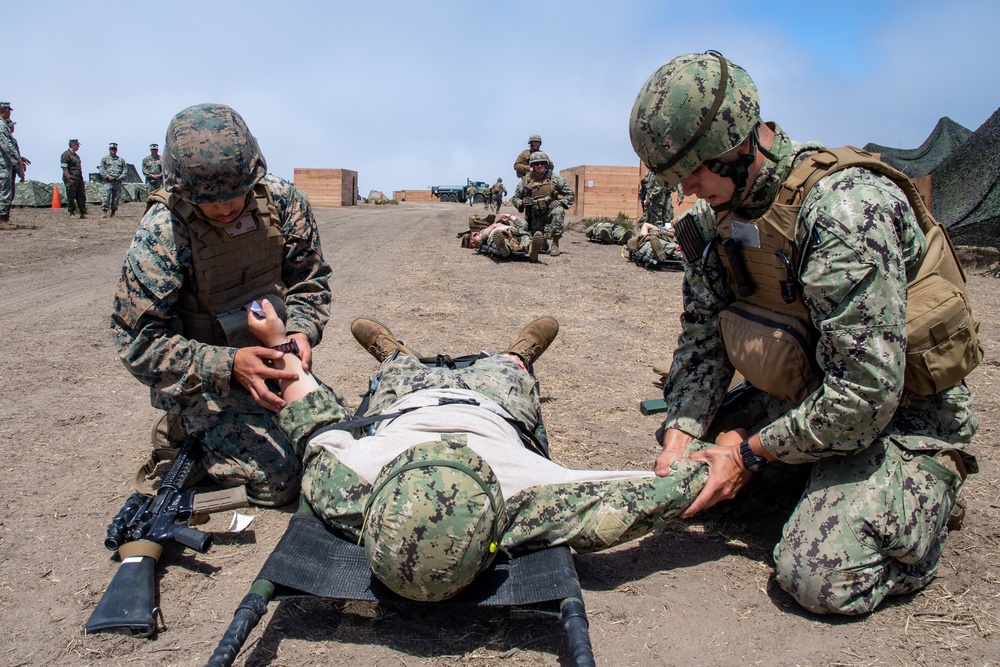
[629,51,760,190]
[363,442,507,602]
[528,151,550,165]
[162,103,267,204]
[528,134,542,144]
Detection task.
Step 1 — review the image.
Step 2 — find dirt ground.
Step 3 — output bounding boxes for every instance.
[1,201,997,667]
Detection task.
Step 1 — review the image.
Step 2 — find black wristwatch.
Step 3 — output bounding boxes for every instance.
[739,438,767,472]
[271,339,300,356]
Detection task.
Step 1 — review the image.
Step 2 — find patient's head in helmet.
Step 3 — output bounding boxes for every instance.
[363,442,507,602]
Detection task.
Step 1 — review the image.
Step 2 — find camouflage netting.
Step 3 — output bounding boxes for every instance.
[12,180,54,207]
[863,117,972,179]
[88,162,144,184]
[931,108,1000,247]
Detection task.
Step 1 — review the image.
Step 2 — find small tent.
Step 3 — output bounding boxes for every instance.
[12,180,54,207]
[864,117,972,179]
[933,107,1000,247]
[88,162,144,184]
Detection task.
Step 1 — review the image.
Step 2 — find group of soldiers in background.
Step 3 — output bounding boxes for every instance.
[96,142,162,218]
[0,102,30,229]
[483,177,506,213]
[1,106,165,226]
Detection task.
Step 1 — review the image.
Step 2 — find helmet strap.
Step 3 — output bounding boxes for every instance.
[704,123,763,212]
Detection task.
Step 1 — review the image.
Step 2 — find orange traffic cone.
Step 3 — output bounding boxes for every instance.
[51,187,61,209]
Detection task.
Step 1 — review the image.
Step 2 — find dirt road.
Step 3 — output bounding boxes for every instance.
[0,201,997,666]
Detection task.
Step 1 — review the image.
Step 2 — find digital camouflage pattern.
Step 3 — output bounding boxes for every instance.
[511,169,574,238]
[658,120,977,614]
[364,441,506,601]
[142,151,163,191]
[163,104,267,204]
[110,172,332,506]
[0,119,23,218]
[479,215,535,259]
[627,229,683,269]
[513,147,553,179]
[630,52,759,189]
[275,354,709,601]
[640,170,673,226]
[61,148,87,216]
[99,151,127,213]
[585,220,633,245]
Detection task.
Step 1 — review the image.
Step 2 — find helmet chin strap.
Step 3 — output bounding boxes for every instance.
[704,123,765,212]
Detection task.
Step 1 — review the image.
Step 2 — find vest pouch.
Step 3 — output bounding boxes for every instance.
[215,294,287,349]
[904,272,982,396]
[719,302,821,404]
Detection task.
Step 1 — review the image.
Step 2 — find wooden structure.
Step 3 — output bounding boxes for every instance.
[560,165,641,219]
[393,189,435,202]
[293,168,358,207]
[560,164,694,221]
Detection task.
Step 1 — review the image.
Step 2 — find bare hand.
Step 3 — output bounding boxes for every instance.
[653,425,692,477]
[287,332,313,372]
[246,299,287,346]
[233,346,298,412]
[681,429,751,518]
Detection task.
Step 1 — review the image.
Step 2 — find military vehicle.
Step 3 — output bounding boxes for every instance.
[431,179,489,203]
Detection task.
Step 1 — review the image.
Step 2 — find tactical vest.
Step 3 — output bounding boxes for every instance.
[146,182,286,346]
[713,146,981,401]
[523,175,556,213]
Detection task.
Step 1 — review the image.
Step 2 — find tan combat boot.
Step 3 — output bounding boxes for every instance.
[549,236,561,256]
[504,317,559,366]
[528,232,543,261]
[102,210,109,218]
[351,318,417,362]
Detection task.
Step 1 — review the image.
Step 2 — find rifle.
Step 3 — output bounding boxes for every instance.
[84,435,248,637]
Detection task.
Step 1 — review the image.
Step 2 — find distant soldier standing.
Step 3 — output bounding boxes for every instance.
[467,183,476,207]
[640,170,673,226]
[491,177,507,213]
[0,102,26,230]
[61,139,87,218]
[99,142,126,217]
[513,134,553,179]
[142,143,163,194]
[512,151,574,256]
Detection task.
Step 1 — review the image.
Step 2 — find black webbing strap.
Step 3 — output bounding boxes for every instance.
[258,512,583,607]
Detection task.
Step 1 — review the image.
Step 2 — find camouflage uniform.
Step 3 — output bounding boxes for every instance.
[491,179,507,213]
[479,215,536,259]
[584,220,633,245]
[630,53,977,615]
[0,118,24,221]
[141,147,163,193]
[98,147,127,214]
[513,137,553,179]
[626,227,682,269]
[658,124,976,614]
[511,164,574,239]
[110,104,332,507]
[61,143,87,217]
[640,170,673,226]
[276,354,708,562]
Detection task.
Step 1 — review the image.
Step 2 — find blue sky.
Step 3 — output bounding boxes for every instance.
[7,1,998,196]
